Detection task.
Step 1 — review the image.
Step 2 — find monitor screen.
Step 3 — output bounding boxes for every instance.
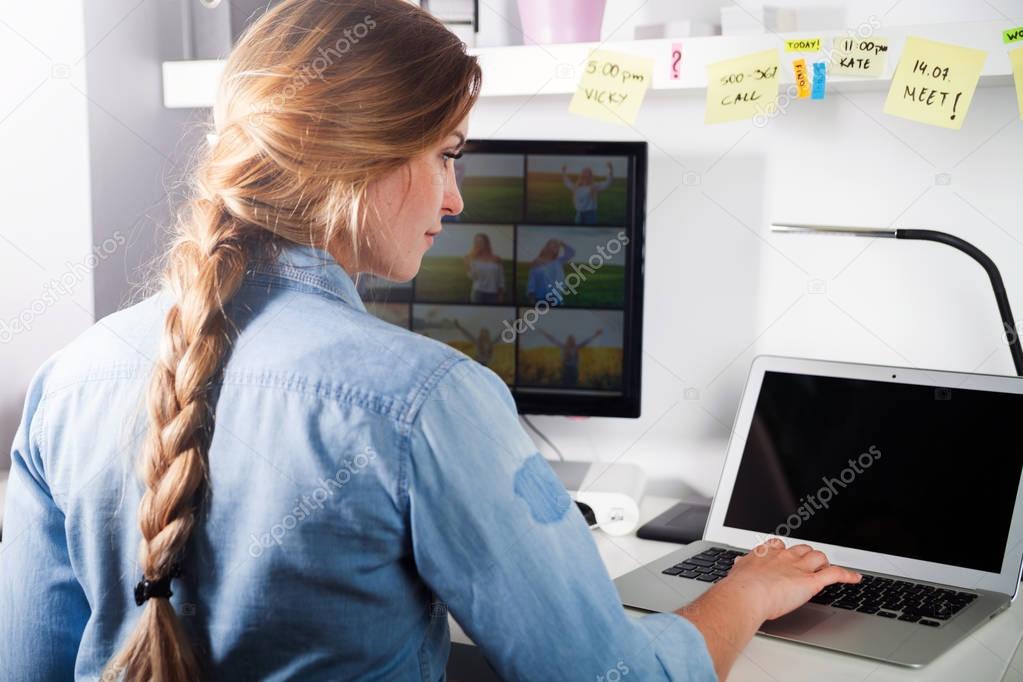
[357,139,646,417]
[722,370,1023,573]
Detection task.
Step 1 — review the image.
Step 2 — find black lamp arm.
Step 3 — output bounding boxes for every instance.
[896,229,1023,377]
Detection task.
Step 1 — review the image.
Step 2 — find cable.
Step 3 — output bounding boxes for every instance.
[521,415,565,462]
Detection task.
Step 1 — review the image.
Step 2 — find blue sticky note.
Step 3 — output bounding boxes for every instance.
[811,61,827,100]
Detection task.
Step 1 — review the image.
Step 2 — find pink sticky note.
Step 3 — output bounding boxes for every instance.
[670,43,682,80]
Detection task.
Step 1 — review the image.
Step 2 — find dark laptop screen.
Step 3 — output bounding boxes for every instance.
[723,370,1023,573]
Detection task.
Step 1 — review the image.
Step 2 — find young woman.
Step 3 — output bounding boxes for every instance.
[562,161,614,225]
[0,1,859,680]
[539,328,602,387]
[526,238,575,305]
[451,319,495,368]
[463,232,505,304]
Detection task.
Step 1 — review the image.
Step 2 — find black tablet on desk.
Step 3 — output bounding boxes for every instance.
[635,501,710,545]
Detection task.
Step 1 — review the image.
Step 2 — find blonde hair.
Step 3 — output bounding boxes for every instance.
[531,238,563,267]
[105,1,480,679]
[464,232,500,267]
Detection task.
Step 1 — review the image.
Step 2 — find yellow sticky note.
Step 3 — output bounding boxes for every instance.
[1012,46,1023,120]
[786,38,821,52]
[883,37,987,130]
[569,50,654,126]
[830,36,888,77]
[793,59,811,98]
[705,49,780,124]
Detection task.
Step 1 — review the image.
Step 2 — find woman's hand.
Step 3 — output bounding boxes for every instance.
[681,539,861,680]
[721,538,861,621]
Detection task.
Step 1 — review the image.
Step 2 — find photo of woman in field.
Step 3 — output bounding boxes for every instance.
[464,233,506,304]
[518,309,624,391]
[415,224,513,304]
[526,155,628,226]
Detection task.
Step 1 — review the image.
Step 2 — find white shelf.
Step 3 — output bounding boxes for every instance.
[162,21,1015,108]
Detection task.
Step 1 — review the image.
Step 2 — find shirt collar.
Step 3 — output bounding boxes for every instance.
[249,240,367,313]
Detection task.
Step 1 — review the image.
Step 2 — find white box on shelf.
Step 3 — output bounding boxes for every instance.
[634,19,718,40]
[475,0,522,48]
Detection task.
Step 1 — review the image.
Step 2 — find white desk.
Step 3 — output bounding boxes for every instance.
[450,496,1023,682]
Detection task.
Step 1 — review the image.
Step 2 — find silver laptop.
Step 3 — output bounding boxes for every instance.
[614,355,1023,667]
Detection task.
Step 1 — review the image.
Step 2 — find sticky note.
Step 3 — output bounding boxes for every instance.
[705,49,780,124]
[830,37,888,77]
[811,62,827,99]
[786,38,821,52]
[883,37,987,130]
[670,43,682,80]
[569,49,654,126]
[793,59,811,98]
[1011,46,1023,120]
[1004,26,1023,44]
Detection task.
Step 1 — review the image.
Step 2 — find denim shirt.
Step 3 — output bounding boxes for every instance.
[0,241,716,681]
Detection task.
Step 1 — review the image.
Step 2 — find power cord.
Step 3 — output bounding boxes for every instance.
[521,415,565,462]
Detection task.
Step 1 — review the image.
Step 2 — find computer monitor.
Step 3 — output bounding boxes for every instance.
[357,139,647,418]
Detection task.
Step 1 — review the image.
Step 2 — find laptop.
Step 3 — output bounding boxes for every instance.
[614,355,1023,667]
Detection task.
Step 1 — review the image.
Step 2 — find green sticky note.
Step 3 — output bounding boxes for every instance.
[1003,26,1023,44]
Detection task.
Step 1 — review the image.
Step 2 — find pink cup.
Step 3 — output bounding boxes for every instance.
[516,0,607,44]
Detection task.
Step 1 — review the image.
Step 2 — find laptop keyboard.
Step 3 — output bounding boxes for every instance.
[661,548,980,627]
[810,574,978,625]
[661,547,745,583]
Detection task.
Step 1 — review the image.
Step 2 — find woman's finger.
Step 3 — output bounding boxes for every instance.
[795,550,830,572]
[812,565,862,590]
[787,544,814,557]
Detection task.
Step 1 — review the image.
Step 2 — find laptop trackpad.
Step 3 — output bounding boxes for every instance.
[760,607,835,637]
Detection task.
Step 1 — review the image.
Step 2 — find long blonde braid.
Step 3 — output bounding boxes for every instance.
[104,0,480,678]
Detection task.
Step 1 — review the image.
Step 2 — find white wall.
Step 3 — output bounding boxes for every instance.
[0,2,96,471]
[2,0,1020,503]
[476,2,1023,497]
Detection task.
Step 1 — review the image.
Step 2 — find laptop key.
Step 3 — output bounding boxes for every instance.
[898,613,921,623]
[680,571,700,579]
[918,619,940,627]
[662,566,684,576]
[857,606,879,614]
[876,611,898,618]
[696,574,717,582]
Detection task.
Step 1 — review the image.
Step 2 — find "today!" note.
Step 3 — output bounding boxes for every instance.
[705,49,780,124]
[883,37,987,130]
[569,49,654,126]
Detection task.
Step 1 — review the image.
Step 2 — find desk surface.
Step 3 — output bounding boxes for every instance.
[451,496,1023,682]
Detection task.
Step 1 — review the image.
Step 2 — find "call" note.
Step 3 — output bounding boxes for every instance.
[705,49,780,124]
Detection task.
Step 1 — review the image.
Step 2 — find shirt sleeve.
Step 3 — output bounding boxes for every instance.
[558,243,576,264]
[0,357,89,680]
[407,359,717,682]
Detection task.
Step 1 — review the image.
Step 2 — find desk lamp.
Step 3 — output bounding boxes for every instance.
[636,223,1023,546]
[771,223,1023,376]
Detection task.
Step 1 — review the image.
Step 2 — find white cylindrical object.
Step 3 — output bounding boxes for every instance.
[576,491,641,536]
[573,462,646,536]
